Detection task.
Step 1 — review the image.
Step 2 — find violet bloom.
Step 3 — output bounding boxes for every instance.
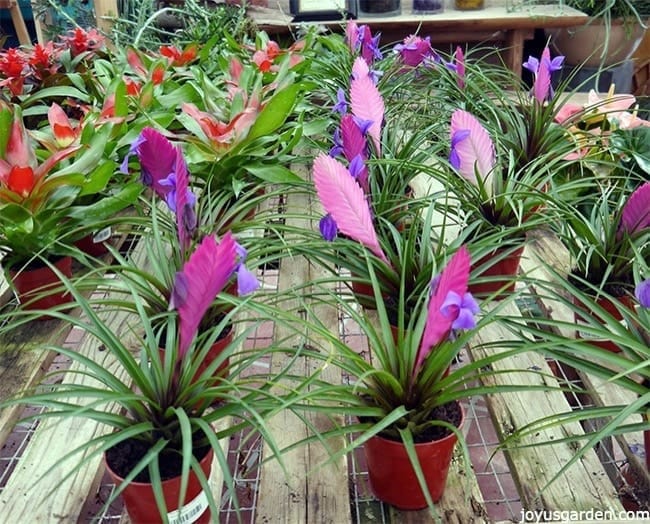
[449,129,470,170]
[319,213,338,241]
[159,172,197,213]
[348,155,365,180]
[121,127,178,200]
[329,127,344,158]
[333,88,347,114]
[440,290,480,331]
[636,280,650,308]
[523,47,564,103]
[353,116,374,136]
[235,242,259,295]
[395,35,434,68]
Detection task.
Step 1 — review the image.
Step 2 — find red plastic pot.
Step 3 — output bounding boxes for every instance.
[159,325,234,384]
[468,246,524,299]
[8,256,73,315]
[194,325,234,381]
[574,293,636,353]
[74,229,112,257]
[363,404,464,509]
[105,447,213,524]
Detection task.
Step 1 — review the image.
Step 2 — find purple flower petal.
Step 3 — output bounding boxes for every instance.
[169,271,189,309]
[333,88,347,114]
[237,264,259,295]
[440,290,479,330]
[348,154,365,179]
[522,56,539,74]
[636,279,650,308]
[319,213,338,241]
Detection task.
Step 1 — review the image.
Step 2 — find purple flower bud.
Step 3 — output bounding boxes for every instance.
[333,88,347,114]
[353,117,374,136]
[319,214,338,241]
[170,272,189,310]
[237,264,259,295]
[349,155,365,179]
[636,279,650,308]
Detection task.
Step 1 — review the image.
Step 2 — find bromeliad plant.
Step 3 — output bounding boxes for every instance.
[0,102,137,269]
[304,51,446,316]
[106,126,259,336]
[555,181,650,297]
[0,229,308,520]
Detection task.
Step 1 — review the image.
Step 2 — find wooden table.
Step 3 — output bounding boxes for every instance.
[251,2,587,77]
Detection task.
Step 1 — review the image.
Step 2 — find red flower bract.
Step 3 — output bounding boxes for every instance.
[7,166,35,197]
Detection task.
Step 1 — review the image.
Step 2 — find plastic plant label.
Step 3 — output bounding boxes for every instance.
[92,227,112,243]
[166,490,209,524]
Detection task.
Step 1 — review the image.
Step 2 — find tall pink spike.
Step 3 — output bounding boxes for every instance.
[350,65,384,156]
[313,153,388,263]
[533,47,552,104]
[450,109,496,189]
[173,232,238,357]
[621,182,650,234]
[341,114,367,161]
[414,246,471,373]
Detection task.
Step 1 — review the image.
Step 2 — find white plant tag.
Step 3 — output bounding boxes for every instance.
[92,227,112,243]
[166,490,209,524]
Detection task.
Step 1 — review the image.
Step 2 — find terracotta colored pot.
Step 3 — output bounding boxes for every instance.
[468,246,524,299]
[364,404,464,509]
[105,447,213,524]
[350,278,378,309]
[573,293,636,353]
[194,325,234,381]
[548,22,646,68]
[74,228,112,257]
[8,256,73,315]
[159,325,234,384]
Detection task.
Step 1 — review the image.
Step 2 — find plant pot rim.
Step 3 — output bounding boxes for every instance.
[104,443,214,487]
[370,401,466,445]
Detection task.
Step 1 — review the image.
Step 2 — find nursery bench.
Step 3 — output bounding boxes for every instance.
[251,1,587,78]
[0,193,644,522]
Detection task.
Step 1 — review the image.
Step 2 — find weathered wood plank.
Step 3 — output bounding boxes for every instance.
[0,306,136,521]
[522,231,650,502]
[470,300,624,512]
[256,177,350,523]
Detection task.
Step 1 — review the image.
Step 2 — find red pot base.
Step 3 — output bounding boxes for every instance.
[8,256,73,316]
[468,247,524,299]
[105,447,213,524]
[363,406,464,509]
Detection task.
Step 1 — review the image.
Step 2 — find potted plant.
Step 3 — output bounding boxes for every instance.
[552,181,650,352]
[0,102,137,313]
[103,127,260,379]
[0,226,308,522]
[547,0,650,68]
[290,243,557,511]
[410,45,585,298]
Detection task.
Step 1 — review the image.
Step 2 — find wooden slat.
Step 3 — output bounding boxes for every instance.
[521,230,650,499]
[0,306,135,521]
[470,300,624,512]
[256,176,350,522]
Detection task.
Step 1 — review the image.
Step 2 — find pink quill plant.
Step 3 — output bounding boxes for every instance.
[121,127,259,294]
[313,153,388,264]
[619,182,650,237]
[414,246,476,374]
[171,232,238,357]
[522,46,564,104]
[449,109,496,193]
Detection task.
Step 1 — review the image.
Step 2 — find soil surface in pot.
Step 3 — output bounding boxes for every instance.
[366,401,462,443]
[106,438,211,482]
